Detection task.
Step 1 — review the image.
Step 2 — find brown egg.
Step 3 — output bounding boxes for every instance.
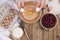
[5,16,9,20]
[9,15,12,19]
[10,13,14,15]
[11,15,15,19]
[4,25,9,29]
[4,23,8,25]
[4,18,6,20]
[9,18,13,22]
[6,19,9,22]
[3,19,7,23]
[9,9,14,13]
[1,23,5,27]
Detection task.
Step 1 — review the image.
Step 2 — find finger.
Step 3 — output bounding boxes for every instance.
[43,4,46,8]
[36,0,42,7]
[22,2,24,8]
[17,0,21,8]
[36,2,40,7]
[18,0,24,8]
[39,0,44,8]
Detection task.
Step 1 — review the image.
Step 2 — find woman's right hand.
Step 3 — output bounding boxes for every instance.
[17,0,24,9]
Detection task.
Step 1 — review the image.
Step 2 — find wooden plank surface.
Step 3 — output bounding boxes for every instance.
[19,9,60,40]
[21,20,59,40]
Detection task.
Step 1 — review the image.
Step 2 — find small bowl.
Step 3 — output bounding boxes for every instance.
[11,27,24,39]
[40,13,58,30]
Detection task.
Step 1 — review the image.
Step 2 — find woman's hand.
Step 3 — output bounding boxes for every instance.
[17,0,24,9]
[36,0,45,8]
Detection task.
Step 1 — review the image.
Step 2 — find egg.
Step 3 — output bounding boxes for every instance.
[9,9,14,13]
[5,16,9,20]
[10,13,14,15]
[11,15,15,19]
[4,23,8,25]
[4,25,9,29]
[25,9,33,15]
[28,10,33,15]
[4,18,6,20]
[9,18,13,22]
[3,19,7,23]
[36,7,41,12]
[20,8,24,12]
[1,23,5,27]
[9,15,12,19]
[6,19,9,22]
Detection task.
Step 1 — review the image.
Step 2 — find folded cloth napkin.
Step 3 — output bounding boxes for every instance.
[0,26,10,37]
[0,0,8,6]
[48,0,60,15]
[0,33,12,40]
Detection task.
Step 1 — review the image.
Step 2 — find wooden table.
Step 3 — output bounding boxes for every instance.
[20,18,60,40]
[19,7,60,40]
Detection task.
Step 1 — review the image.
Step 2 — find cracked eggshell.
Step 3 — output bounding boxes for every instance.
[20,8,24,13]
[36,7,41,12]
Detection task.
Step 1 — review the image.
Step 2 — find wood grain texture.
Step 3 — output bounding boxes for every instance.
[20,20,58,40]
[18,6,59,40]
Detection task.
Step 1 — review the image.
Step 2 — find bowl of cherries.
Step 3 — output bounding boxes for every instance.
[40,13,58,30]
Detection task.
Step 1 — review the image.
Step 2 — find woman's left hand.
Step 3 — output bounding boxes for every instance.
[36,0,46,9]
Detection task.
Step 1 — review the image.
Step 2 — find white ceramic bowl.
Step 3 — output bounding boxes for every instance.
[11,27,24,39]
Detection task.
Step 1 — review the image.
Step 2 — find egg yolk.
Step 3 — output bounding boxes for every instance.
[28,10,33,15]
